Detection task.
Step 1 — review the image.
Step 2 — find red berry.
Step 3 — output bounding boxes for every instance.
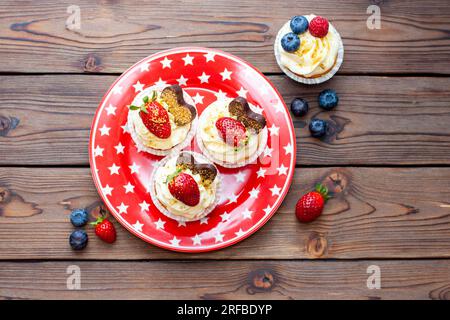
[295,184,329,222]
[215,117,247,147]
[91,216,116,243]
[168,172,200,206]
[140,101,171,139]
[309,16,329,38]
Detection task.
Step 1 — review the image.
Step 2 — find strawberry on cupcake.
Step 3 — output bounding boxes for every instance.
[150,151,221,222]
[127,84,197,156]
[197,96,267,168]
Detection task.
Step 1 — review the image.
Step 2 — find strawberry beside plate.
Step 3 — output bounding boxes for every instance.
[89,47,296,252]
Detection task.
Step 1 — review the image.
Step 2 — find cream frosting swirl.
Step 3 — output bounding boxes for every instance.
[129,87,192,150]
[278,14,340,78]
[198,98,266,165]
[153,155,219,220]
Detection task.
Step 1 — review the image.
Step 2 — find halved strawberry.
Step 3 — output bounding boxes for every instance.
[215,117,247,147]
[139,100,171,139]
[167,172,200,207]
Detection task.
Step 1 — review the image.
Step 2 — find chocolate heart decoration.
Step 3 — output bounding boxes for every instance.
[161,85,197,126]
[228,97,266,133]
[176,152,217,186]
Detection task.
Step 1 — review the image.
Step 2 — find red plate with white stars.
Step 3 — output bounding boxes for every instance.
[89,47,296,252]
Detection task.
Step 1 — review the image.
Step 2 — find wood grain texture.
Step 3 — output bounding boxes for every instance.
[1,260,449,299]
[0,0,449,74]
[1,166,450,260]
[1,75,450,165]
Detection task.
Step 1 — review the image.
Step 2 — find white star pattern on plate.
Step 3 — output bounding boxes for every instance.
[236,87,248,97]
[192,93,204,105]
[178,221,186,227]
[215,89,228,101]
[249,187,260,199]
[200,217,209,225]
[105,104,117,116]
[227,192,238,204]
[192,234,202,245]
[140,62,150,72]
[182,54,194,66]
[93,145,104,157]
[132,220,144,232]
[214,233,224,243]
[273,101,284,113]
[154,78,167,88]
[133,81,144,93]
[220,211,231,222]
[198,72,210,84]
[269,184,281,196]
[121,123,130,134]
[170,236,181,246]
[268,124,279,136]
[220,68,232,81]
[176,75,188,86]
[233,171,246,183]
[277,164,288,176]
[204,52,215,62]
[235,228,246,237]
[117,202,129,214]
[129,162,140,174]
[263,205,272,215]
[99,124,111,136]
[263,146,273,158]
[108,163,120,175]
[160,57,172,69]
[114,142,125,155]
[283,142,293,156]
[139,200,150,212]
[242,208,253,219]
[102,184,113,196]
[155,218,166,230]
[256,167,266,178]
[112,85,122,95]
[123,182,135,193]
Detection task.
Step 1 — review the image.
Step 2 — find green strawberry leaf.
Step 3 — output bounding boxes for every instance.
[129,105,140,110]
[143,96,149,103]
[165,168,182,184]
[151,90,157,101]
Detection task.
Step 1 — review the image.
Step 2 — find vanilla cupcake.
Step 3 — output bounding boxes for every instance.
[150,151,221,222]
[197,97,267,168]
[274,14,344,84]
[127,84,197,155]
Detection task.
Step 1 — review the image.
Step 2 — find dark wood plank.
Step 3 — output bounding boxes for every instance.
[1,167,450,260]
[0,0,449,74]
[1,260,449,299]
[1,75,449,165]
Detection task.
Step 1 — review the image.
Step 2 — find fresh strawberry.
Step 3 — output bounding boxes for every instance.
[215,117,247,147]
[295,184,330,222]
[309,16,329,38]
[91,215,116,243]
[167,172,200,206]
[139,100,171,139]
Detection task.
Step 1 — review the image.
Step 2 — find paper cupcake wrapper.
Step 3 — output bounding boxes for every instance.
[127,86,198,156]
[274,20,344,85]
[149,151,222,223]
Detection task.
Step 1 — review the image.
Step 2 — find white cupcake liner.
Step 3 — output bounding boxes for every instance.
[149,151,222,223]
[274,20,344,85]
[196,100,269,168]
[127,86,198,156]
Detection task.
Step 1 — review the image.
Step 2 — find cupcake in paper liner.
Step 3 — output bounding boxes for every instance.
[127,84,198,156]
[150,151,222,223]
[274,14,344,84]
[196,96,268,168]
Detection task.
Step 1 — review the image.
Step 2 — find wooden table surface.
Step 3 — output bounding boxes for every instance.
[1,0,450,300]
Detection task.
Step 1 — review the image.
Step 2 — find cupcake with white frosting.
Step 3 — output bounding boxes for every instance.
[197,96,267,168]
[274,14,344,84]
[127,84,197,155]
[150,151,221,222]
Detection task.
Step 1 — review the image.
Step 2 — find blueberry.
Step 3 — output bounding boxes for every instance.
[309,119,328,138]
[290,16,309,34]
[281,32,300,52]
[70,208,89,227]
[69,230,88,250]
[318,89,339,110]
[290,98,309,117]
